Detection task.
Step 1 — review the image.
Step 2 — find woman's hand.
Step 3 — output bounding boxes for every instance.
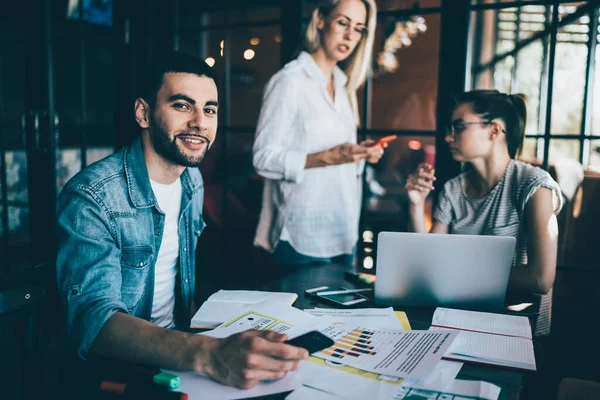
[359,139,387,164]
[405,163,436,206]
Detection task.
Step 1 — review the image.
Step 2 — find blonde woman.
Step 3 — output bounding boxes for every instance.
[253,0,380,267]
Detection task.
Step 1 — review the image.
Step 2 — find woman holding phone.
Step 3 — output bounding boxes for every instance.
[406,90,562,336]
[253,0,380,268]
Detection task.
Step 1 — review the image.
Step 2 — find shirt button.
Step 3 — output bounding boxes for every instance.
[183,247,187,252]
[184,279,189,283]
[156,231,161,236]
[139,262,144,267]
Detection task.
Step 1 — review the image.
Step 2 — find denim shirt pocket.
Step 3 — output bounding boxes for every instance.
[120,245,153,313]
[191,218,206,257]
[193,218,206,237]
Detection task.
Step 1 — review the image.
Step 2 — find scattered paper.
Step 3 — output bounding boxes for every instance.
[406,360,464,390]
[296,358,403,400]
[432,308,532,339]
[305,307,406,330]
[191,290,298,329]
[290,318,458,379]
[297,308,411,397]
[393,378,501,400]
[164,370,298,400]
[207,303,317,338]
[435,328,536,371]
[285,385,342,400]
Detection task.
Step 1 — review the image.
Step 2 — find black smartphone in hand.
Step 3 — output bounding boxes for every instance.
[285,331,334,355]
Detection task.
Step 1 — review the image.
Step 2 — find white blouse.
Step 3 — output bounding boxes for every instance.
[253,51,363,258]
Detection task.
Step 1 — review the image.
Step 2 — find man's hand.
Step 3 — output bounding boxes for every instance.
[203,330,309,389]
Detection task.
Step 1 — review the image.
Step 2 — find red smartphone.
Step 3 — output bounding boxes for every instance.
[368,135,397,147]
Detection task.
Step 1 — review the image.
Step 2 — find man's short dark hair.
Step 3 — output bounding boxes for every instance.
[139,51,218,107]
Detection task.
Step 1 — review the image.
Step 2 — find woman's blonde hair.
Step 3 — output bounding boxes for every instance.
[304,0,377,125]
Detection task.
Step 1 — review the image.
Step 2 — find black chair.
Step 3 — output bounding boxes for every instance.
[0,280,46,400]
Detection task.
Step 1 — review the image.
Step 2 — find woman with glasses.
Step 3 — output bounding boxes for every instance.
[406,90,562,336]
[253,0,379,267]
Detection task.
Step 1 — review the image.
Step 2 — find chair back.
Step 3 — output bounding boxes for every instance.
[0,281,46,400]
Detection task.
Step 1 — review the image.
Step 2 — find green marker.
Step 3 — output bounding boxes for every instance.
[153,371,180,389]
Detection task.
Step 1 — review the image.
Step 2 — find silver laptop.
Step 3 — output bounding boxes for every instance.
[374,232,516,310]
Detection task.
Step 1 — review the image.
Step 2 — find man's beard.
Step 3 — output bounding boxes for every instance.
[149,118,211,168]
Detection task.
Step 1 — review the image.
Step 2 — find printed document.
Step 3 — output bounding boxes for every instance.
[294,318,458,379]
[191,290,298,329]
[393,378,501,400]
[430,308,536,371]
[305,307,406,330]
[432,307,532,338]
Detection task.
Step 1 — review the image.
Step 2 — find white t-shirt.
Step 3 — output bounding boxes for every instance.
[150,177,182,328]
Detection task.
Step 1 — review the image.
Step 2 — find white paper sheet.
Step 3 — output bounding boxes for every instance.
[206,303,317,338]
[163,370,298,400]
[432,328,536,371]
[285,386,343,400]
[393,378,501,400]
[408,360,464,389]
[295,359,401,400]
[432,308,532,339]
[191,290,298,329]
[304,308,405,330]
[287,318,458,379]
[292,357,462,400]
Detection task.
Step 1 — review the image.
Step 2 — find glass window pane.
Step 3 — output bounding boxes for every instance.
[514,42,544,134]
[8,206,28,236]
[521,137,539,162]
[6,150,28,236]
[513,5,549,134]
[550,4,590,135]
[6,150,27,204]
[469,9,497,90]
[470,6,551,134]
[549,139,580,163]
[371,13,440,130]
[87,147,113,165]
[588,140,600,171]
[57,149,82,193]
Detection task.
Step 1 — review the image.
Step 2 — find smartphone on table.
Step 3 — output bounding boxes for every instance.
[305,287,370,308]
[317,291,369,308]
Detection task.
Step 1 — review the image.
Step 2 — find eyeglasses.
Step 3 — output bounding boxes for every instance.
[445,120,506,138]
[330,16,369,38]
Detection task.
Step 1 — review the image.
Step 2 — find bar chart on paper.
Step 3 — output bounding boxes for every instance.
[321,329,377,359]
[313,322,459,378]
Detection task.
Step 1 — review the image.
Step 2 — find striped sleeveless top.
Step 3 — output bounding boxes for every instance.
[433,160,562,336]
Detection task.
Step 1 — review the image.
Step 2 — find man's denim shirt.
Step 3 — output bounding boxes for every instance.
[56,138,205,359]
